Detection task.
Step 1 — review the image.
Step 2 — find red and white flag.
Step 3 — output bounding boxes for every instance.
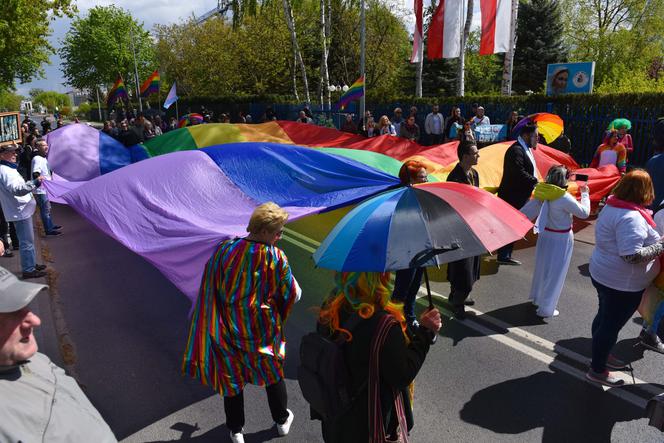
[410,0,423,63]
[479,0,512,55]
[426,0,463,60]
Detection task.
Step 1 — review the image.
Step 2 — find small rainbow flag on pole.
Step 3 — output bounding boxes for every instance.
[107,76,128,108]
[333,75,365,111]
[140,70,160,98]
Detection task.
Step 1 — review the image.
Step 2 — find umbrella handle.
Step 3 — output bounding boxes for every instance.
[422,267,437,344]
[423,267,434,310]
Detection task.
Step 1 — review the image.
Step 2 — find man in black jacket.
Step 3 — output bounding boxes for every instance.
[496,123,539,265]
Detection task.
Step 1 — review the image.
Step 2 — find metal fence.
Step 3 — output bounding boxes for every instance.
[154,99,664,167]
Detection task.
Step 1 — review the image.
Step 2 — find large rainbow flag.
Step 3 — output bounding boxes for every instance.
[140,70,160,98]
[333,76,364,111]
[107,77,128,108]
[44,121,620,303]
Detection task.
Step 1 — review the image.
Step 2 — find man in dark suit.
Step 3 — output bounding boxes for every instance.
[447,140,481,319]
[496,123,540,265]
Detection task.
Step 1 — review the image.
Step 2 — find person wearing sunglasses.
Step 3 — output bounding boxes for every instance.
[182,202,301,443]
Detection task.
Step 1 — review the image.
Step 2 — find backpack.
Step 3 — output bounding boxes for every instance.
[297,313,365,422]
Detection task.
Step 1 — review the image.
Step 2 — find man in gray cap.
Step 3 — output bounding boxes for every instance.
[0,266,117,442]
[0,143,47,279]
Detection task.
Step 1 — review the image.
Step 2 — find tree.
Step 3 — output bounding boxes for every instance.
[33,91,71,113]
[511,0,568,94]
[0,0,75,92]
[28,88,45,99]
[560,0,664,90]
[59,6,155,100]
[0,90,24,111]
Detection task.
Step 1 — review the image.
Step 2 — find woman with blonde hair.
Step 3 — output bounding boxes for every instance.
[182,202,302,443]
[378,115,397,136]
[521,165,590,318]
[317,272,441,443]
[587,170,664,386]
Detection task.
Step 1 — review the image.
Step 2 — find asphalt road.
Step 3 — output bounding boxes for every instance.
[22,203,664,443]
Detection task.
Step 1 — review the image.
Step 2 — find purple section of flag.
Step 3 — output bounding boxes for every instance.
[57,150,321,303]
[45,124,101,181]
[163,82,178,109]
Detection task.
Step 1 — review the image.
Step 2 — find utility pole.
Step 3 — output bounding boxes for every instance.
[129,26,143,112]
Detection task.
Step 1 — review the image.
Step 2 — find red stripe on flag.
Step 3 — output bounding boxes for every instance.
[479,0,497,55]
[426,0,446,60]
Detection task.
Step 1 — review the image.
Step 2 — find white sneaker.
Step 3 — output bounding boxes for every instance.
[537,309,559,318]
[230,430,244,443]
[276,409,294,436]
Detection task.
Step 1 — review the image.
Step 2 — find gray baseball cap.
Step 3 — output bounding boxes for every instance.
[0,266,47,313]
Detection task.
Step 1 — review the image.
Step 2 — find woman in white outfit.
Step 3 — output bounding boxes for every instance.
[521,166,591,318]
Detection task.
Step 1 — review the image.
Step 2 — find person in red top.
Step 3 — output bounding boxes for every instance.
[609,119,634,162]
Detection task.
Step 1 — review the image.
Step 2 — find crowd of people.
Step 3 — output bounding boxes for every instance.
[2,104,664,442]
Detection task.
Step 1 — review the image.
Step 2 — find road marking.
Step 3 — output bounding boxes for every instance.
[282,227,662,403]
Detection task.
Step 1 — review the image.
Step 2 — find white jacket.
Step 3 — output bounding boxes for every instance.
[0,163,37,221]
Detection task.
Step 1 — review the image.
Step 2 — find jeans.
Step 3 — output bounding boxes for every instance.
[392,267,424,324]
[224,379,288,433]
[497,243,514,261]
[35,193,55,233]
[13,217,36,273]
[590,278,644,372]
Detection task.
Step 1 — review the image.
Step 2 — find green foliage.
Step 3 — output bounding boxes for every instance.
[512,0,567,94]
[0,0,75,90]
[28,88,45,99]
[561,0,664,92]
[156,0,409,100]
[33,91,71,113]
[75,102,93,118]
[59,6,155,96]
[0,90,24,111]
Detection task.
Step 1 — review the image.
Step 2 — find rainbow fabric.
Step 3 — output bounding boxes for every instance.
[44,122,621,303]
[107,77,128,108]
[334,75,364,111]
[182,238,299,395]
[140,70,160,98]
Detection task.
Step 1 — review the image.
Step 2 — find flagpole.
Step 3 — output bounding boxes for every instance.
[501,0,519,95]
[130,26,143,112]
[95,86,102,121]
[359,0,366,126]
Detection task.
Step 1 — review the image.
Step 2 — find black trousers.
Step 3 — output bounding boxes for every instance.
[0,207,18,249]
[224,379,289,433]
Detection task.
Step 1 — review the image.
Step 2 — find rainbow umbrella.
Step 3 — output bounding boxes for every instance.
[512,113,564,143]
[608,118,631,131]
[178,113,204,128]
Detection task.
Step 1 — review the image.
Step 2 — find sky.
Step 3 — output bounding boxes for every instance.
[18,0,480,97]
[17,0,219,96]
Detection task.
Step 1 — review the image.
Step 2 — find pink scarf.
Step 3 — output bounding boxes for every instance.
[606,195,656,228]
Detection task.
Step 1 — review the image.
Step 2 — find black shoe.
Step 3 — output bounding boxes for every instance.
[496,257,522,266]
[51,225,62,230]
[453,306,466,320]
[2,250,13,257]
[640,329,664,354]
[35,264,47,271]
[22,270,47,279]
[464,297,475,306]
[45,231,63,236]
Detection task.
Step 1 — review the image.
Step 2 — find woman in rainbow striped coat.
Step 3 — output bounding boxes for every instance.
[182,202,301,443]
